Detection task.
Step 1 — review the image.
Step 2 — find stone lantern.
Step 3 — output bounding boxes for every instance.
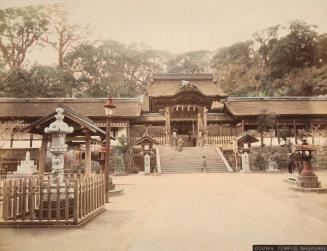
[136,128,159,175]
[237,134,259,173]
[44,108,74,185]
[290,139,327,192]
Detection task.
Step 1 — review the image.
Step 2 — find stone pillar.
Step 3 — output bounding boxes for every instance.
[165,107,171,145]
[38,135,48,176]
[85,132,92,176]
[144,153,151,175]
[240,152,251,173]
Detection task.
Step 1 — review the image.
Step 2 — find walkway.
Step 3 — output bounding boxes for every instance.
[1,172,327,251]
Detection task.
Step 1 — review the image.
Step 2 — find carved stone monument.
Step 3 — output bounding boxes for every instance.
[240,151,251,173]
[144,153,151,175]
[266,155,279,172]
[14,151,37,176]
[44,108,74,186]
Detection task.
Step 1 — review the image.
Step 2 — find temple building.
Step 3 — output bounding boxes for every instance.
[0,73,327,173]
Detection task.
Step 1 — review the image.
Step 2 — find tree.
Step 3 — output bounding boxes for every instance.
[65,41,169,97]
[0,6,49,69]
[212,41,257,93]
[1,65,76,97]
[256,109,277,147]
[316,33,327,67]
[42,4,90,68]
[253,25,280,68]
[0,120,22,149]
[269,20,318,77]
[112,135,134,173]
[167,50,211,73]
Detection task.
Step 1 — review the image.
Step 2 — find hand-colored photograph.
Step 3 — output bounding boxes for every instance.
[0,1,326,250]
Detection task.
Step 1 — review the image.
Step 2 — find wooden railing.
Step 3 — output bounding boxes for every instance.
[208,136,236,150]
[0,174,105,226]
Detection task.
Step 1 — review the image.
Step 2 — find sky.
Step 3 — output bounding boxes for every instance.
[1,0,327,65]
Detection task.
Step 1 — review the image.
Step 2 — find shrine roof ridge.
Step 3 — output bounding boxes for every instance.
[152,73,214,81]
[0,97,140,103]
[226,96,327,102]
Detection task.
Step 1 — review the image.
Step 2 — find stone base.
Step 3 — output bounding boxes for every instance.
[297,175,321,188]
[289,186,327,193]
[284,174,298,184]
[109,188,124,197]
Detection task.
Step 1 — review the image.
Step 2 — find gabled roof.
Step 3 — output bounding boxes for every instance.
[225,97,327,117]
[237,134,259,144]
[148,74,227,98]
[135,128,159,145]
[0,98,141,118]
[21,105,112,138]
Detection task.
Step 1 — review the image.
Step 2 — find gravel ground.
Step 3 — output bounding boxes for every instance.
[1,171,327,251]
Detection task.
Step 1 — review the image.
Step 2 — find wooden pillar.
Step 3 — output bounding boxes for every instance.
[203,107,208,145]
[38,135,48,176]
[276,118,280,144]
[29,134,33,148]
[293,119,297,144]
[241,120,245,133]
[85,132,92,176]
[197,106,203,134]
[126,121,130,144]
[219,124,222,137]
[165,107,171,145]
[10,133,14,148]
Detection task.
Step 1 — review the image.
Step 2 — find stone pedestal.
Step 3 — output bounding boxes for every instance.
[144,153,151,175]
[240,152,251,173]
[13,151,37,177]
[266,160,279,172]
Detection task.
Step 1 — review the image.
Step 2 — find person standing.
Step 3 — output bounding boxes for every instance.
[201,155,207,173]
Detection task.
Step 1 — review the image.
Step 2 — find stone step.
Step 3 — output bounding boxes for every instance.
[158,145,230,174]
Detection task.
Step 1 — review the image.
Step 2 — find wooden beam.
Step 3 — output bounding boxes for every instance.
[293,119,297,144]
[38,135,48,176]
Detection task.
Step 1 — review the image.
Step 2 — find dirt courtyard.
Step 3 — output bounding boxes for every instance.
[1,171,327,251]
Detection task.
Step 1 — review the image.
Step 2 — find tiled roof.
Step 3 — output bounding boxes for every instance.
[0,98,142,118]
[148,79,226,97]
[225,97,327,116]
[152,73,214,81]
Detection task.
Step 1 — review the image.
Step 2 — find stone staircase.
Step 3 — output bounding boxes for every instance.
[158,145,231,173]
